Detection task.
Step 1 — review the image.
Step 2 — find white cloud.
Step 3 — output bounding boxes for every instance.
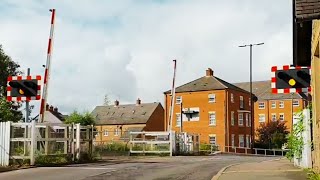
[0,0,293,116]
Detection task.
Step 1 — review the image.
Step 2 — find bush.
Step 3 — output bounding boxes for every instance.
[35,154,72,166]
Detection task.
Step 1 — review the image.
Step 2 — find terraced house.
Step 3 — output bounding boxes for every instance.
[164,68,253,151]
[234,80,309,133]
[92,99,165,142]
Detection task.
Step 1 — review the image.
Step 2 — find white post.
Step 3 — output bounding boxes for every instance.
[76,123,80,160]
[302,109,312,168]
[30,121,36,166]
[169,131,173,156]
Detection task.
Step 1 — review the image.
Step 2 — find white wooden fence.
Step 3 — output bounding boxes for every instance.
[0,122,10,166]
[0,121,93,166]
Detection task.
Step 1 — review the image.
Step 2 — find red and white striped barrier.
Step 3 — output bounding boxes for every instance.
[40,9,56,122]
[6,75,41,101]
[271,65,311,94]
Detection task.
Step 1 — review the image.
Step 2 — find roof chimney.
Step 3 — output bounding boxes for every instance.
[46,104,50,111]
[49,105,54,112]
[114,100,119,107]
[54,107,58,112]
[206,68,214,77]
[136,98,141,106]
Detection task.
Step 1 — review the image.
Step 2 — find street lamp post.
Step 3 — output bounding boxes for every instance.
[239,42,264,152]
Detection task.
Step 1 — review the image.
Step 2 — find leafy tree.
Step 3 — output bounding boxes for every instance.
[64,110,95,126]
[0,45,23,122]
[255,120,289,149]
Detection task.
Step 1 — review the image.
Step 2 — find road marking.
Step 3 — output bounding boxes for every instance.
[40,167,116,170]
[223,169,303,174]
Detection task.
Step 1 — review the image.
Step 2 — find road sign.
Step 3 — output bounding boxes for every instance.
[7,75,42,101]
[271,65,311,94]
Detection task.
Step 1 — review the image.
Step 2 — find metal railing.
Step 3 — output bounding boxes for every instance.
[224,146,289,156]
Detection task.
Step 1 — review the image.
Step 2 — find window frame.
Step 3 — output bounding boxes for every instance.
[240,96,244,109]
[238,113,244,126]
[279,113,285,121]
[176,113,181,127]
[258,102,265,109]
[271,113,277,121]
[231,134,235,147]
[279,101,284,108]
[293,100,299,107]
[209,112,216,126]
[231,93,234,103]
[209,134,217,145]
[176,96,182,104]
[258,114,266,123]
[103,130,109,136]
[245,113,249,127]
[114,128,119,136]
[271,101,276,109]
[208,94,216,103]
[239,134,245,147]
[231,111,235,126]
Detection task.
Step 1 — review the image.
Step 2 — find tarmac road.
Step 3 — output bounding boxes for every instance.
[0,154,278,180]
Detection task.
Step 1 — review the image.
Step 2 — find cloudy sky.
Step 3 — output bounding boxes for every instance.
[0,0,293,115]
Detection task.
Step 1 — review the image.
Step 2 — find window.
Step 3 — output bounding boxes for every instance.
[176,113,181,127]
[279,113,284,121]
[259,114,266,123]
[245,113,249,127]
[258,102,265,109]
[209,112,216,126]
[279,101,284,108]
[104,130,109,136]
[239,135,244,147]
[246,135,250,148]
[248,113,251,127]
[208,94,216,103]
[240,96,244,108]
[176,96,182,104]
[249,98,251,106]
[209,135,216,145]
[114,128,119,136]
[231,93,234,103]
[231,111,235,126]
[238,113,244,126]
[231,134,235,147]
[293,100,299,107]
[271,113,277,121]
[271,101,276,108]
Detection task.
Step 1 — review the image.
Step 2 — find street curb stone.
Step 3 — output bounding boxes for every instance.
[211,157,285,180]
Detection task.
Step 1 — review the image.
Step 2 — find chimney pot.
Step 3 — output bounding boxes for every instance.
[49,105,54,111]
[136,98,141,105]
[206,68,214,76]
[114,100,119,107]
[54,107,58,112]
[46,104,50,111]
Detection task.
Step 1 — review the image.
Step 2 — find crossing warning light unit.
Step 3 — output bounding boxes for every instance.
[7,75,42,102]
[271,65,311,94]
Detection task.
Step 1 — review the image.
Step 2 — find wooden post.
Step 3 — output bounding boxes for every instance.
[76,124,80,160]
[142,132,145,156]
[30,121,36,166]
[64,126,68,154]
[312,39,320,172]
[45,125,49,155]
[71,124,75,162]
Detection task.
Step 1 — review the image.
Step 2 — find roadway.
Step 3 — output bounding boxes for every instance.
[0,154,278,180]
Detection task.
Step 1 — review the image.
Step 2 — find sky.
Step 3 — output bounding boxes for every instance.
[0,0,293,116]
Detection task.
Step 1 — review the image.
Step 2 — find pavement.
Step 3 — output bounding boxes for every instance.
[0,154,278,180]
[214,158,308,180]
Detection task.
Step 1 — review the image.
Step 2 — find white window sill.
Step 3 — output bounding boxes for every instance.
[209,124,216,126]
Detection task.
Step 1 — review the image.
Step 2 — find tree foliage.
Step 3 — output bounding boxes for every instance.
[64,110,95,126]
[255,120,289,149]
[0,45,23,122]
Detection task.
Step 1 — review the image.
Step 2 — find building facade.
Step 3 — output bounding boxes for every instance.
[234,81,308,134]
[164,68,253,151]
[91,99,164,142]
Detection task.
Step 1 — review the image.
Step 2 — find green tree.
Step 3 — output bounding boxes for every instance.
[0,45,23,122]
[64,110,95,126]
[255,120,289,149]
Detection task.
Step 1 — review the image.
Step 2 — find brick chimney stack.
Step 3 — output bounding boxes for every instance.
[54,107,58,112]
[46,104,50,111]
[136,98,141,106]
[49,105,54,112]
[206,68,214,77]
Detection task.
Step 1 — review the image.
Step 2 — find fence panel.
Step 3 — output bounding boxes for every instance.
[0,122,11,166]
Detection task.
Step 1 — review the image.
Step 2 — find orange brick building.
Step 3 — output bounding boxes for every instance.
[234,81,309,134]
[92,99,164,142]
[164,68,253,151]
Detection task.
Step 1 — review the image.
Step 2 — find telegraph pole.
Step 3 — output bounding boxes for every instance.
[25,68,30,122]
